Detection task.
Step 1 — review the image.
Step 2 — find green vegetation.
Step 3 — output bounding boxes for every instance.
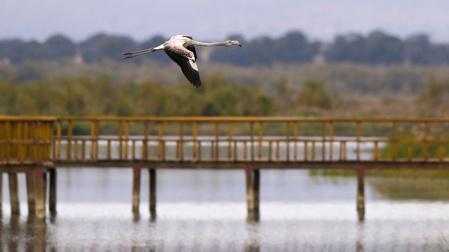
[0,75,277,117]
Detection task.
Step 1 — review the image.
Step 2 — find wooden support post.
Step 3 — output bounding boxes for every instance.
[8,172,20,215]
[49,168,57,215]
[34,168,46,219]
[245,167,260,221]
[245,166,254,221]
[132,165,141,220]
[149,168,157,221]
[253,169,260,221]
[356,166,365,222]
[0,173,2,216]
[26,172,36,215]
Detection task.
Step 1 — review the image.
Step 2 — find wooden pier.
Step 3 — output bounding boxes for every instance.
[1,116,449,221]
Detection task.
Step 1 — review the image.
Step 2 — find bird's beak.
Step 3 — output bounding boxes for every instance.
[239,44,242,47]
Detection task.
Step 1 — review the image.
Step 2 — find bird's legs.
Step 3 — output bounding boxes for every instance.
[123,47,156,58]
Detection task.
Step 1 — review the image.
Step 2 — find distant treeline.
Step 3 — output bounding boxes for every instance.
[1,30,449,66]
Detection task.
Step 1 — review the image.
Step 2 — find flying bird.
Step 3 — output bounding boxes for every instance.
[124,35,241,88]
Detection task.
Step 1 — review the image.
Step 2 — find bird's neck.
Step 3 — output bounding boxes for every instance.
[190,40,227,47]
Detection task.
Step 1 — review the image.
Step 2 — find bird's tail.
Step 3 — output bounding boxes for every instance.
[123,47,156,59]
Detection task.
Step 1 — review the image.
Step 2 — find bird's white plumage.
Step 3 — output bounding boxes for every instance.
[124,35,241,88]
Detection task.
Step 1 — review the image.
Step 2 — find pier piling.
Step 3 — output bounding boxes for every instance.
[34,168,46,219]
[246,167,260,221]
[253,169,260,221]
[356,166,365,221]
[49,168,57,215]
[8,172,20,215]
[149,169,157,220]
[0,173,2,216]
[26,172,36,215]
[132,165,141,219]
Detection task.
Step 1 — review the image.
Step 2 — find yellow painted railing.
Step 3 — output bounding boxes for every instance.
[1,117,449,165]
[0,117,55,164]
[52,117,449,163]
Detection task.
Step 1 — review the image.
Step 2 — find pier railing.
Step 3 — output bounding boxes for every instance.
[0,117,54,165]
[1,117,449,166]
[1,116,449,220]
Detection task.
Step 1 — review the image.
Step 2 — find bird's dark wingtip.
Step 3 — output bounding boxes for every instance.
[123,52,132,55]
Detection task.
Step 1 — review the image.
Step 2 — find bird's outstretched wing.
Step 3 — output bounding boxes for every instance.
[164,43,202,88]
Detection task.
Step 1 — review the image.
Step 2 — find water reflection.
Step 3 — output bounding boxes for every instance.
[1,202,449,251]
[0,215,51,252]
[244,222,260,252]
[356,223,365,252]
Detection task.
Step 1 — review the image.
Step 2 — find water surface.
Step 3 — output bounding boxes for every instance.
[1,169,449,251]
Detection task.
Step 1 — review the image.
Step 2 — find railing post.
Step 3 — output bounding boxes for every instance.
[66,120,72,160]
[118,120,123,159]
[322,122,326,161]
[392,121,397,161]
[179,121,184,161]
[158,121,163,160]
[228,122,232,160]
[192,121,197,160]
[250,122,254,161]
[143,121,149,160]
[356,121,361,161]
[91,120,97,160]
[293,122,298,160]
[258,121,263,159]
[215,122,219,161]
[56,120,61,159]
[329,121,334,161]
[95,121,100,161]
[423,122,429,161]
[125,121,130,160]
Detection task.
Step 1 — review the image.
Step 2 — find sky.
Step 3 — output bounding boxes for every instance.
[2,0,449,43]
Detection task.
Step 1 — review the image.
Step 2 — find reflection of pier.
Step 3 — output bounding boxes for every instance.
[1,117,449,221]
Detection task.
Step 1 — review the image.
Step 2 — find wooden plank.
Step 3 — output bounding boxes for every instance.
[149,168,157,221]
[8,172,20,215]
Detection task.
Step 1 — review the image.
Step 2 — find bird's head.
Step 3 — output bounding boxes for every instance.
[225,40,242,47]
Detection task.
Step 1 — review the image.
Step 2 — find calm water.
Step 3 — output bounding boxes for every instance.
[1,169,449,251]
